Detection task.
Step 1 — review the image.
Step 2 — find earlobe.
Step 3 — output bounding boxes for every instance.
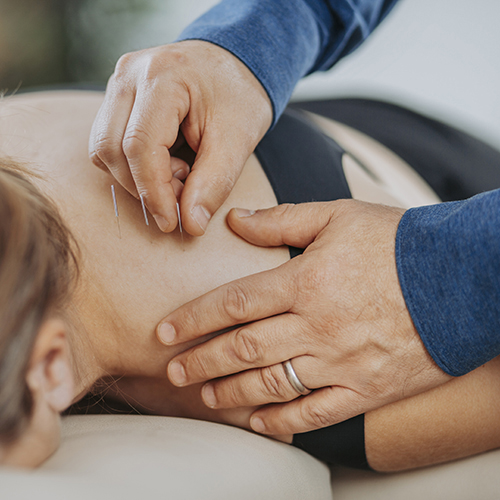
[26,318,75,413]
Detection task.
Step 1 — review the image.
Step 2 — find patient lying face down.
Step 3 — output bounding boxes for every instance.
[2,91,500,472]
[0,90,290,467]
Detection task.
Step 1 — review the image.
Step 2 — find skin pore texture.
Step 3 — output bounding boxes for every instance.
[2,91,500,471]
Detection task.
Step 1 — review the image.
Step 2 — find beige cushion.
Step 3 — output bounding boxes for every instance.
[3,414,500,499]
[330,449,500,500]
[39,415,330,499]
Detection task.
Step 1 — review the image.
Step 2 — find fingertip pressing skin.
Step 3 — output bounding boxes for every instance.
[250,416,267,434]
[168,360,187,386]
[226,202,336,249]
[226,207,256,234]
[201,382,217,408]
[157,322,176,345]
[226,207,277,246]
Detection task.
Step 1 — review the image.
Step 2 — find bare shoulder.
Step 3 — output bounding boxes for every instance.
[306,111,440,209]
[0,90,104,116]
[0,90,104,161]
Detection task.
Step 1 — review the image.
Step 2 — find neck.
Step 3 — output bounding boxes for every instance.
[65,300,109,404]
[0,89,289,404]
[66,262,198,388]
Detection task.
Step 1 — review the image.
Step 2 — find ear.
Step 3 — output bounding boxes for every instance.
[25,318,75,413]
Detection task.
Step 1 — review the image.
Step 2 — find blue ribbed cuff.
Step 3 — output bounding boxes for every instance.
[396,192,500,376]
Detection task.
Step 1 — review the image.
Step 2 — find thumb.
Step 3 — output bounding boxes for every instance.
[227,201,338,248]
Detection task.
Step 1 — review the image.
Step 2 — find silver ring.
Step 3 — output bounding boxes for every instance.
[283,360,311,395]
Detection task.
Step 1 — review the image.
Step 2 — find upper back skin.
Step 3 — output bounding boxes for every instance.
[0,90,290,379]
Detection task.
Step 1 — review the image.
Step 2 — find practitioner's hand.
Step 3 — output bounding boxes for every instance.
[156,200,451,436]
[89,40,272,235]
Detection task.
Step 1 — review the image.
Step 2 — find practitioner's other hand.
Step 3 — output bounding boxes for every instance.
[89,41,272,235]
[156,200,451,436]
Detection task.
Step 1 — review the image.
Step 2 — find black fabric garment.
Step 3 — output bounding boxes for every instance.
[292,98,500,201]
[293,414,368,469]
[254,108,369,470]
[255,108,350,259]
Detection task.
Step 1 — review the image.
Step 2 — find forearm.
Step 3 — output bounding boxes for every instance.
[365,355,500,472]
[177,0,399,124]
[396,189,500,376]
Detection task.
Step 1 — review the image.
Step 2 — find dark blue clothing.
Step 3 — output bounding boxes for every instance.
[178,0,500,377]
[178,0,398,125]
[397,194,500,376]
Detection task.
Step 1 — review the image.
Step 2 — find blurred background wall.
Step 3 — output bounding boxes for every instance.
[0,0,499,149]
[0,0,219,88]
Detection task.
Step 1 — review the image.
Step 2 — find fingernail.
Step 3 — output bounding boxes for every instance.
[202,383,217,408]
[191,205,211,233]
[153,214,170,232]
[168,361,187,386]
[234,208,256,218]
[158,322,176,344]
[251,417,266,434]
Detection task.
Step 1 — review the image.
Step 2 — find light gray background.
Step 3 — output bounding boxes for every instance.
[292,0,500,150]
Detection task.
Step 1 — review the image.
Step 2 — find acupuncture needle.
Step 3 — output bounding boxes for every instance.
[111,185,121,239]
[176,202,184,248]
[139,194,153,242]
[139,194,150,226]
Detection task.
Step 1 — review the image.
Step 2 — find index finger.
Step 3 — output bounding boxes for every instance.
[89,75,138,196]
[156,264,295,345]
[122,84,189,231]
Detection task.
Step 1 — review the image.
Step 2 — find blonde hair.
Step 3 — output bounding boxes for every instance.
[0,158,79,444]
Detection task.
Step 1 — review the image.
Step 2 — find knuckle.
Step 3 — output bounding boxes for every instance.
[89,149,105,169]
[114,52,137,77]
[331,198,356,220]
[275,203,297,219]
[179,309,206,338]
[142,58,166,83]
[305,266,328,289]
[259,366,289,400]
[122,129,150,160]
[218,379,243,407]
[92,134,122,167]
[221,283,253,323]
[304,406,333,429]
[232,328,261,364]
[184,348,210,381]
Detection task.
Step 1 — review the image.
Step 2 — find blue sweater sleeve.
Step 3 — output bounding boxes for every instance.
[396,189,500,376]
[177,0,398,124]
